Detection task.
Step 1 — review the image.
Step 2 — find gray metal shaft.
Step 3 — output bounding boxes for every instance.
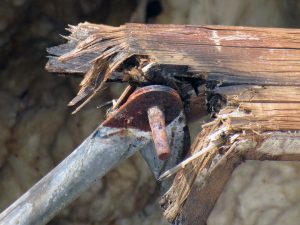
[0,126,151,225]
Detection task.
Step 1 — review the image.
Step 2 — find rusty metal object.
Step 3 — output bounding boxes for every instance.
[147,106,170,160]
[0,85,187,225]
[103,85,183,160]
[103,85,182,131]
[140,111,189,181]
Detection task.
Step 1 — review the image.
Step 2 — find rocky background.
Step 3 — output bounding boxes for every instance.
[0,0,300,224]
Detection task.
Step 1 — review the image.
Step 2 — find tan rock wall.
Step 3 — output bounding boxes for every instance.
[0,0,299,224]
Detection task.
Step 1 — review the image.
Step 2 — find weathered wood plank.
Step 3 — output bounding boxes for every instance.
[127,23,300,83]
[46,23,300,111]
[215,85,300,103]
[185,133,300,225]
[214,85,300,131]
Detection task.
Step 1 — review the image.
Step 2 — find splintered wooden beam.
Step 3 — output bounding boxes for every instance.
[46,22,300,112]
[46,23,300,225]
[163,131,300,225]
[161,114,300,224]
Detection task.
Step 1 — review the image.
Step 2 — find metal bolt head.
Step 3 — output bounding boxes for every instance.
[103,85,182,131]
[102,85,183,160]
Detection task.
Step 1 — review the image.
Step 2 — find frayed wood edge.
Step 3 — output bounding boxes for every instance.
[161,118,231,221]
[47,22,133,113]
[162,111,300,223]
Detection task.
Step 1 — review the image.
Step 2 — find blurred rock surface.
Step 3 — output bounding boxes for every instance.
[0,0,299,224]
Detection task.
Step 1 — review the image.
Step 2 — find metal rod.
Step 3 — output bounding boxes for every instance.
[147,106,171,160]
[140,112,188,193]
[0,126,151,225]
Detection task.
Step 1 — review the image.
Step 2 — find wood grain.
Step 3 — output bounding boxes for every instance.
[46,23,300,112]
[215,85,300,131]
[174,132,300,225]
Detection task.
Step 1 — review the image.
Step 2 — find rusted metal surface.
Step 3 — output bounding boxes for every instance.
[141,111,189,190]
[103,85,182,131]
[148,106,171,160]
[104,85,183,160]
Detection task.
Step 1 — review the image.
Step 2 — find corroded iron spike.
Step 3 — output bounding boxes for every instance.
[147,106,171,160]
